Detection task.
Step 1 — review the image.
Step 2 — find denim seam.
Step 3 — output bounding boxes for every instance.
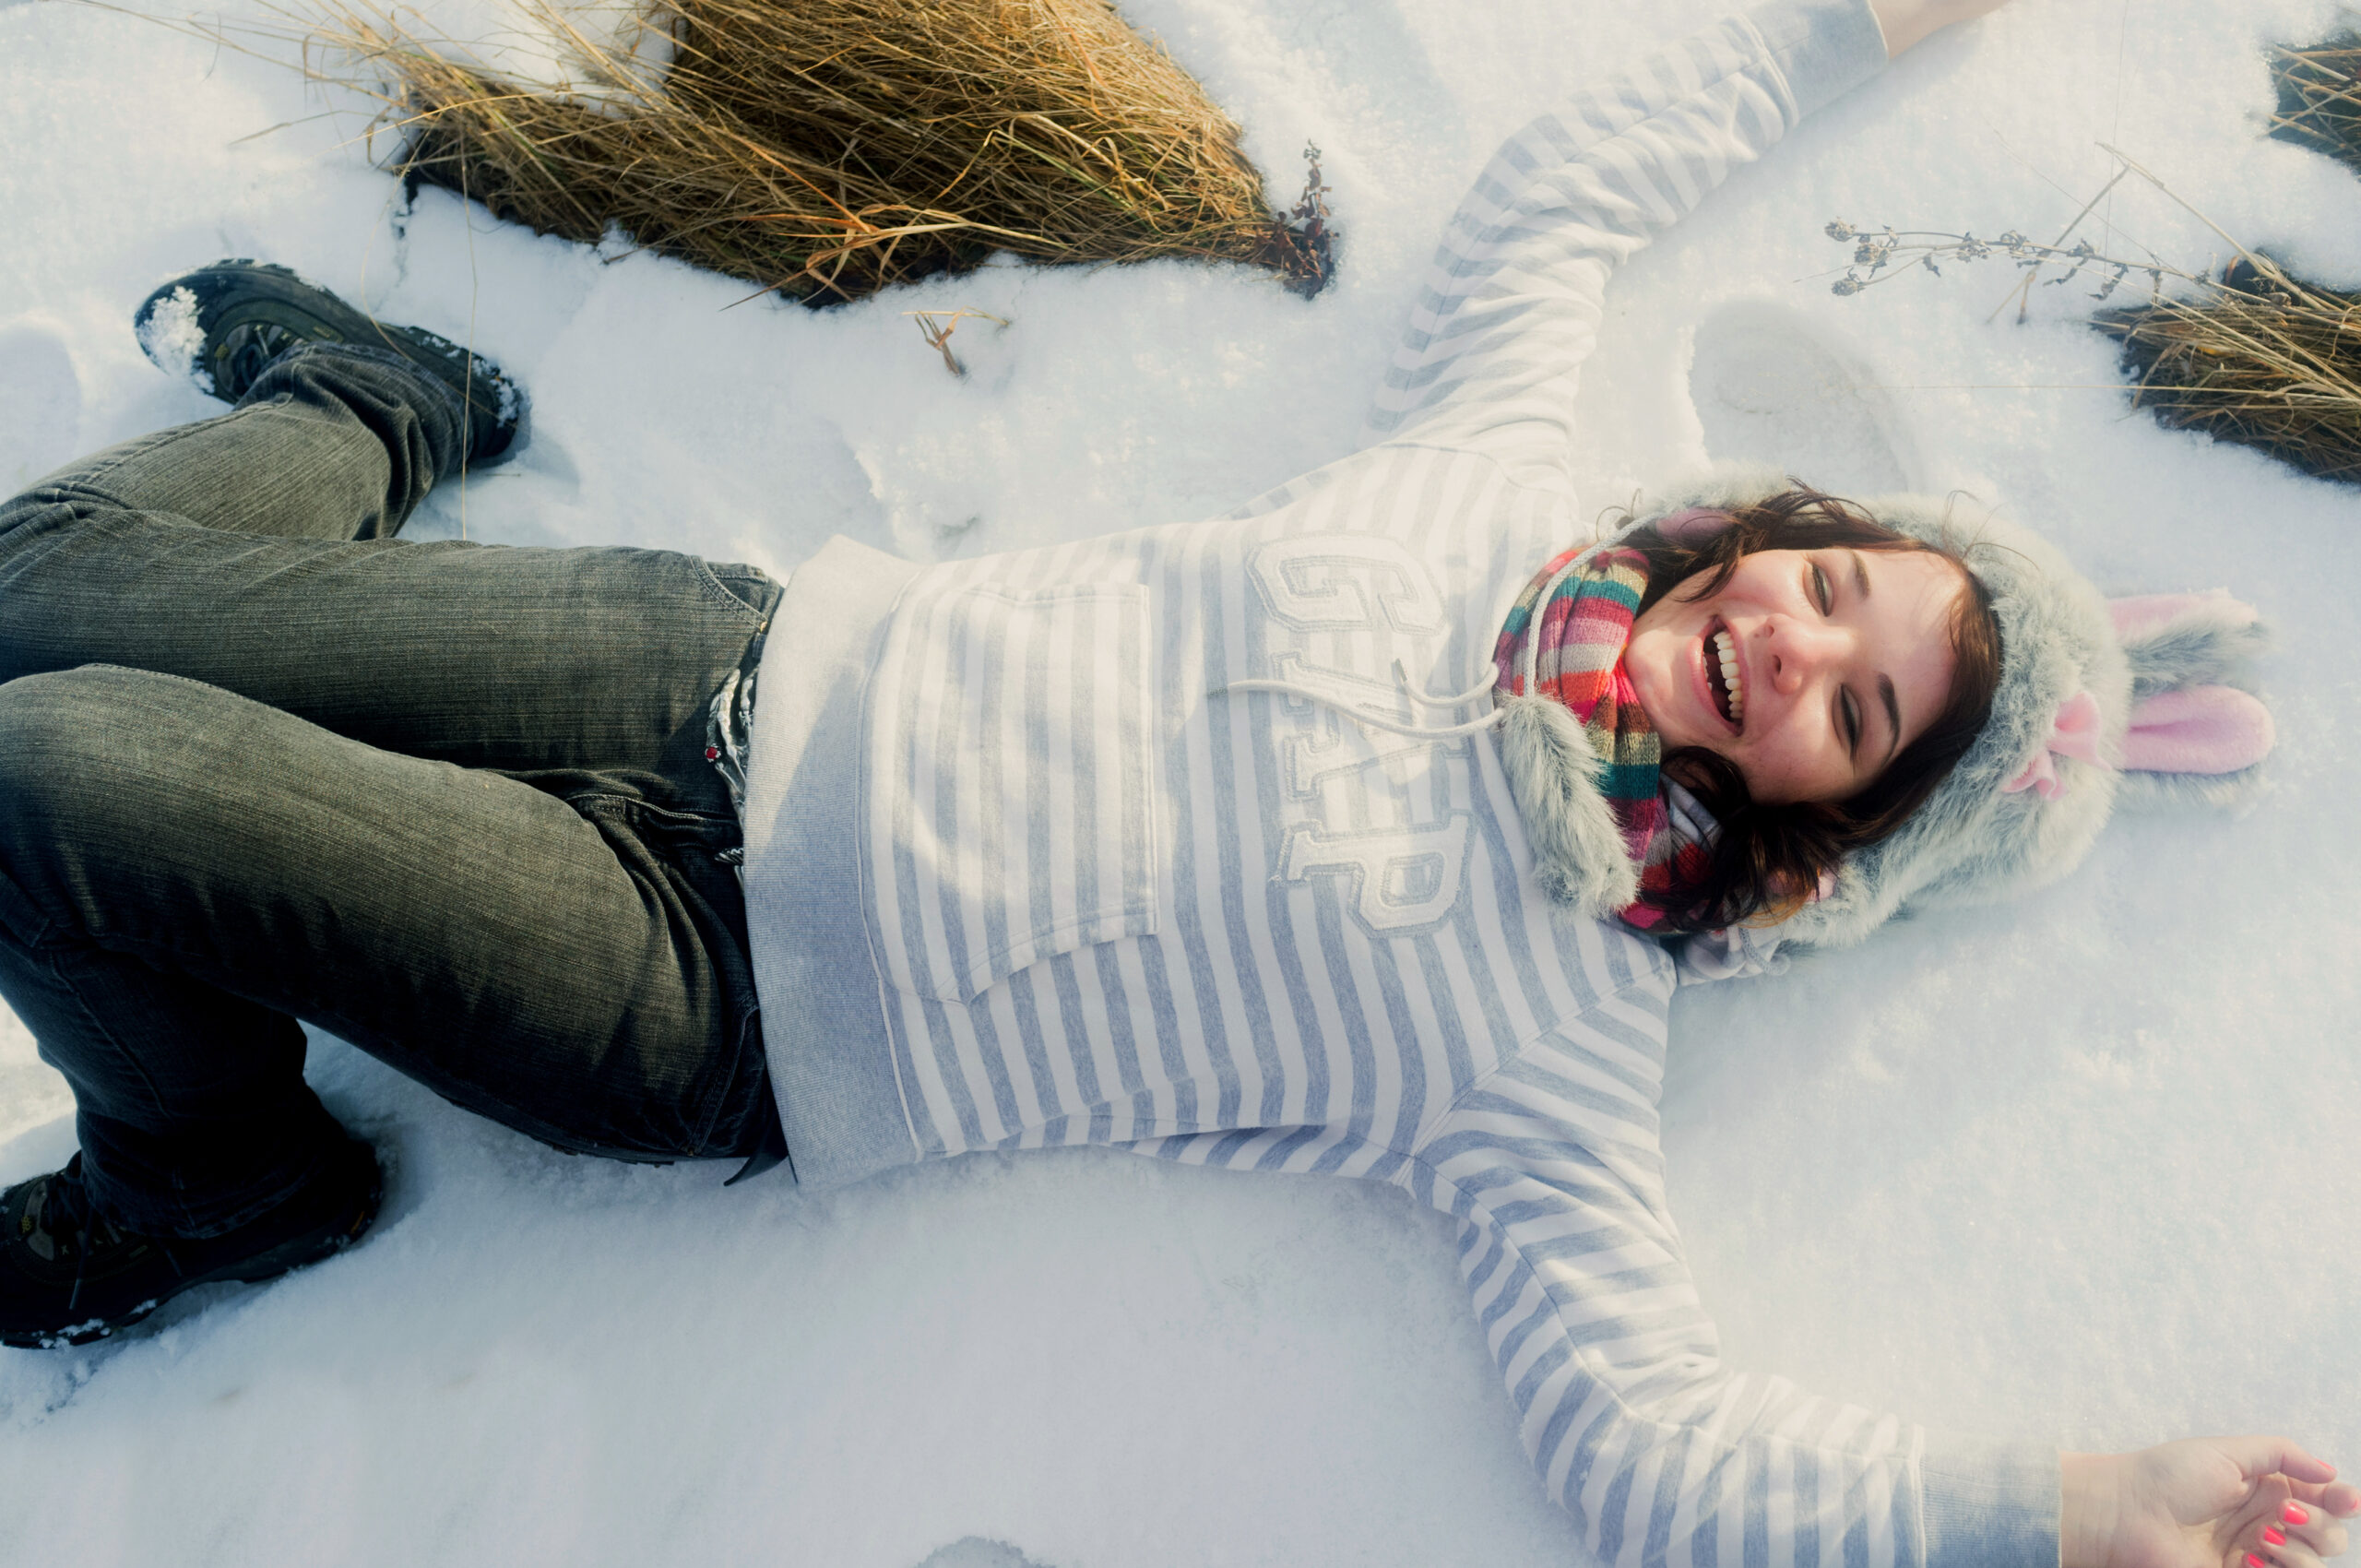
[682,1000,758,1156]
[39,946,177,1134]
[35,942,330,1238]
[567,793,740,837]
[46,663,247,715]
[690,558,775,625]
[0,858,61,949]
[0,834,258,977]
[557,792,761,1155]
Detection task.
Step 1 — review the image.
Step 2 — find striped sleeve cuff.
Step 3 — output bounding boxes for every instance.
[1743,0,1891,118]
[1922,1437,2062,1568]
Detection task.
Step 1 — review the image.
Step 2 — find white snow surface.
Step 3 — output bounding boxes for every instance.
[3,0,2359,1563]
[131,283,210,394]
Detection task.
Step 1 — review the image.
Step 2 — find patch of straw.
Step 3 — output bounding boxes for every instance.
[2094,258,2361,486]
[311,0,1333,303]
[2271,30,2361,175]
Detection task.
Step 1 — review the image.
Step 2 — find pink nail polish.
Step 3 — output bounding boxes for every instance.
[2265,1526,2288,1548]
[2285,1503,2310,1526]
[2248,1552,2268,1568]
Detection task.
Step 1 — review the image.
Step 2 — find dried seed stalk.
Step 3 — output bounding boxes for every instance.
[1827,155,2361,486]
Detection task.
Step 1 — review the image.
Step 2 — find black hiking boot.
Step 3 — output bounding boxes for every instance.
[0,1139,383,1349]
[133,259,526,465]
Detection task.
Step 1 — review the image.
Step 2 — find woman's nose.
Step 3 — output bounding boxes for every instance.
[1765,617,1846,695]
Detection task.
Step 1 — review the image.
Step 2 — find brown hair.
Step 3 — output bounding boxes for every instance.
[1623,487,2003,934]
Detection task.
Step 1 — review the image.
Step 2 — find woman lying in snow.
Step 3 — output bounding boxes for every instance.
[0,0,2343,1562]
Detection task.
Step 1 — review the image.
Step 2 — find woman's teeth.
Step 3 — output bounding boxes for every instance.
[1711,628,1744,725]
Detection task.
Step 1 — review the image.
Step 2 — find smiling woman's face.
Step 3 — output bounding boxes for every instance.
[1623,545,1966,806]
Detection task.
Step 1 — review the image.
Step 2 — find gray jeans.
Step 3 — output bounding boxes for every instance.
[0,343,784,1239]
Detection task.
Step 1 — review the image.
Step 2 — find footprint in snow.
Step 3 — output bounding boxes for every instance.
[1684,298,1923,497]
[911,1538,1056,1568]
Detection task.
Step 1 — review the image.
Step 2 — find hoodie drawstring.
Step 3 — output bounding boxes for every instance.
[1216,659,1509,740]
[1215,552,1604,742]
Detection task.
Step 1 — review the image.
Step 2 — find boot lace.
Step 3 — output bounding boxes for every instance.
[209,322,302,398]
[21,1157,137,1313]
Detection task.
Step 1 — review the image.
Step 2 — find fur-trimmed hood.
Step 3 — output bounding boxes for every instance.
[1495,465,2274,951]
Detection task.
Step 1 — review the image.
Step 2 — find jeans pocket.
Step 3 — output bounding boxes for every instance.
[695,560,782,624]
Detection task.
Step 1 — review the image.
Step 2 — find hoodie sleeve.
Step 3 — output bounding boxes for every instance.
[1403,992,2060,1568]
[1360,0,1890,493]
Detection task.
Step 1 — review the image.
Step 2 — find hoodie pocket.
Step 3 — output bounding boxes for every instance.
[862,580,1161,1003]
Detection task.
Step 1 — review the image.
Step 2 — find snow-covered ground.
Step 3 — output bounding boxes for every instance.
[3,0,2359,1562]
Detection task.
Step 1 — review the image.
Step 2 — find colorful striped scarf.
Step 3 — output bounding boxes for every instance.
[1491,544,1708,930]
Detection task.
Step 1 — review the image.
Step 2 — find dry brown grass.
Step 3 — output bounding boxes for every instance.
[312,0,1331,304]
[2271,32,2361,176]
[2078,35,2361,487]
[2094,258,2361,486]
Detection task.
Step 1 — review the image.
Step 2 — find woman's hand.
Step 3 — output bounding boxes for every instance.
[2061,1440,2361,1568]
[1868,0,2011,57]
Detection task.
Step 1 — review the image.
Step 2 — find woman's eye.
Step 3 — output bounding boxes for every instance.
[1809,563,1833,613]
[1840,690,1861,753]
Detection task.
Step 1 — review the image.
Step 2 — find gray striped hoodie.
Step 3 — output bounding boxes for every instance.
[739,3,2060,1562]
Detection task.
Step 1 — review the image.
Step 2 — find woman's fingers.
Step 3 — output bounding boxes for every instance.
[2298,1480,2361,1521]
[2252,1542,2328,1568]
[1869,0,2014,57]
[2271,1497,2354,1562]
[2226,1436,2340,1488]
[1867,0,1989,57]
[2117,1439,2353,1567]
[2250,1467,2356,1559]
[2277,1473,2361,1519]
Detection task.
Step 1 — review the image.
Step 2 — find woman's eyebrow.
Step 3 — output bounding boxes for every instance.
[1846,552,1904,763]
